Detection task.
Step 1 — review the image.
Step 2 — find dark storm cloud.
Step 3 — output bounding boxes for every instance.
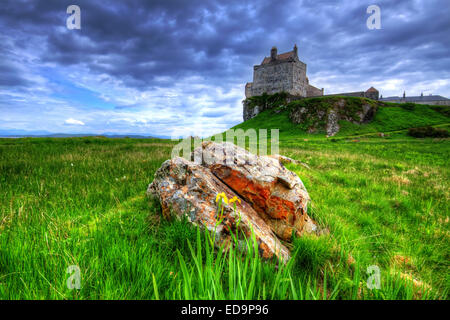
[1,0,448,89]
[0,0,449,135]
[1,0,278,89]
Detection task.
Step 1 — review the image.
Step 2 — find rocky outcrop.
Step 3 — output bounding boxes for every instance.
[289,97,378,136]
[148,156,290,262]
[243,93,379,137]
[326,109,340,136]
[243,101,260,121]
[148,142,319,262]
[242,92,290,121]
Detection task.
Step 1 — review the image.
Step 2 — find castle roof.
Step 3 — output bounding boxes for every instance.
[366,87,379,93]
[261,50,297,65]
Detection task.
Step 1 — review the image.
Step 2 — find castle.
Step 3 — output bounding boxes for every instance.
[243,45,449,121]
[245,45,324,98]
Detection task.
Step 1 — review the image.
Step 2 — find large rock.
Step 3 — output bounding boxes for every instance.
[148,156,290,262]
[193,141,317,241]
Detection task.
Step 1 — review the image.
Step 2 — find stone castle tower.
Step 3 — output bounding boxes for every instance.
[245,44,323,98]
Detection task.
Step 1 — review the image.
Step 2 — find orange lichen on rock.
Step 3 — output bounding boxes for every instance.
[267,195,296,220]
[195,141,316,240]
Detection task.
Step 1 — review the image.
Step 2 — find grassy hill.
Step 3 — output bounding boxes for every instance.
[0,98,449,299]
[236,96,450,139]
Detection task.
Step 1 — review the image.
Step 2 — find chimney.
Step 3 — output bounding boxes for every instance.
[270,46,277,60]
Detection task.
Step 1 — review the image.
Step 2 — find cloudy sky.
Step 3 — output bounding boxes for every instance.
[0,0,449,137]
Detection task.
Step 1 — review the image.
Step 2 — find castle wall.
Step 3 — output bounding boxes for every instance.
[306,84,323,97]
[245,83,253,98]
[251,61,307,97]
[324,91,379,100]
[365,90,379,100]
[325,91,366,98]
[291,62,308,97]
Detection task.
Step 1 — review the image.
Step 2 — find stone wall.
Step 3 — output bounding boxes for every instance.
[365,90,379,100]
[251,61,307,97]
[245,83,253,98]
[324,89,379,100]
[291,62,308,97]
[325,91,366,98]
[306,84,324,97]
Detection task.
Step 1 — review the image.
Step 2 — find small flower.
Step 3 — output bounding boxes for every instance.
[229,196,241,205]
[215,192,228,204]
[70,163,74,167]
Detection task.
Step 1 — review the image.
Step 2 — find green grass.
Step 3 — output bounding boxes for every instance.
[236,97,449,140]
[1,100,449,299]
[338,103,449,136]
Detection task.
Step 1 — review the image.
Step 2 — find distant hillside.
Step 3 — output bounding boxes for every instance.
[235,95,450,139]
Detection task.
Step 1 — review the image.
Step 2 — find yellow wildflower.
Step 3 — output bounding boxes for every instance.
[229,196,241,205]
[215,192,228,204]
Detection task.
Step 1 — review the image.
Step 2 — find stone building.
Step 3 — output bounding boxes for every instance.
[379,92,450,106]
[245,45,323,98]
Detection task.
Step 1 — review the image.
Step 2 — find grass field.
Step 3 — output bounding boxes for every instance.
[1,102,449,299]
